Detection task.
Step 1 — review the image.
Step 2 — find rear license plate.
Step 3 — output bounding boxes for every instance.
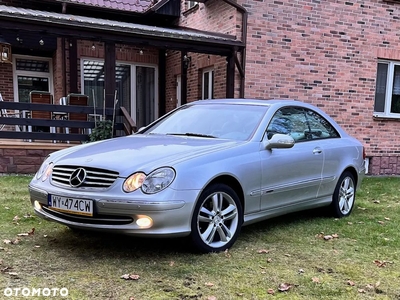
[49,195,93,217]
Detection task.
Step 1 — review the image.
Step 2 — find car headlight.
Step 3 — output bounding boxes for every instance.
[123,172,146,192]
[123,167,176,194]
[36,161,53,182]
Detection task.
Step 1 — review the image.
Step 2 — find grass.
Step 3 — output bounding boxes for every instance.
[0,175,399,299]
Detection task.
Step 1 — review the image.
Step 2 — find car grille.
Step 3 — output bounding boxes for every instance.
[42,206,133,225]
[51,165,119,189]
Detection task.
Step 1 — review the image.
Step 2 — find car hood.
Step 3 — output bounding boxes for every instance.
[51,134,242,177]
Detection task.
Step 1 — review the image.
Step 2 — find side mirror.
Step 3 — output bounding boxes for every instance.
[264,133,295,150]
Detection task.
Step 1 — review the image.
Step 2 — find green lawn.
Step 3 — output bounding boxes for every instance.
[0,175,399,299]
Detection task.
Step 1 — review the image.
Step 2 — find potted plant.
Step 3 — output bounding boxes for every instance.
[88,119,113,142]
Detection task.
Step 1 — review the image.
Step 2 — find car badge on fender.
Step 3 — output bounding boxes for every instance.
[69,168,87,187]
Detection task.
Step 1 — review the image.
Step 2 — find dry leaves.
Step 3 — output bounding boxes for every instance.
[316,232,339,240]
[204,282,214,287]
[312,277,320,283]
[373,260,392,267]
[121,274,140,280]
[257,249,270,254]
[278,283,293,292]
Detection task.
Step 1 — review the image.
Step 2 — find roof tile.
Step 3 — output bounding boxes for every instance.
[60,0,152,13]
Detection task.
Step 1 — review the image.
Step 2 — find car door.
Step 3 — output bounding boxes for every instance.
[260,107,324,211]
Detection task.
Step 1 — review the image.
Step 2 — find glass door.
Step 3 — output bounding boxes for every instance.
[134,66,157,128]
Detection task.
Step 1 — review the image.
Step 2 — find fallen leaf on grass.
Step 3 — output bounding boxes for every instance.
[347,280,355,286]
[121,274,140,280]
[257,249,270,254]
[373,260,392,267]
[278,283,293,292]
[224,249,231,258]
[1,266,12,273]
[377,221,385,225]
[169,261,175,267]
[207,296,217,300]
[17,228,35,237]
[205,282,214,287]
[3,238,20,245]
[373,200,380,204]
[358,289,366,293]
[312,277,320,283]
[267,288,275,295]
[384,217,390,221]
[12,216,20,222]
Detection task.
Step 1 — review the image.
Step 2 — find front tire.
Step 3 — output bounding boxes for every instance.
[331,171,356,218]
[191,184,243,253]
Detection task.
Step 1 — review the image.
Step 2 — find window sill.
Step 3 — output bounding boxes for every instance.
[183,4,199,16]
[373,113,400,120]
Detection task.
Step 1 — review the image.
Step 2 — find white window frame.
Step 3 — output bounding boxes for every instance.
[12,55,53,103]
[202,68,214,100]
[187,1,198,9]
[80,58,159,125]
[374,59,400,118]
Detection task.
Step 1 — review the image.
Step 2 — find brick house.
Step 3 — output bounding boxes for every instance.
[178,0,400,175]
[0,0,399,175]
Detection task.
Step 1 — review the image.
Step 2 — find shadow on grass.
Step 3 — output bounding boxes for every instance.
[42,207,331,258]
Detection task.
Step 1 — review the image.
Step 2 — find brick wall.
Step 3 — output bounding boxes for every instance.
[235,0,400,175]
[176,0,240,104]
[0,147,56,174]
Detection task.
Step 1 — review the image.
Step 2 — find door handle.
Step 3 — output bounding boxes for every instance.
[313,147,322,154]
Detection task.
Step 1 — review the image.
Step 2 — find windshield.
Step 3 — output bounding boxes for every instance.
[142,103,269,141]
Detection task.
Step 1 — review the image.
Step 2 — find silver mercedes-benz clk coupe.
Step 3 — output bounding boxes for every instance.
[29,99,366,253]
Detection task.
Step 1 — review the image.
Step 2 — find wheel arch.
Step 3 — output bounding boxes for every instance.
[205,175,245,216]
[343,166,358,187]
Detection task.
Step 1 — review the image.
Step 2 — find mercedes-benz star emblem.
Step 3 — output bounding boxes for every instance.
[69,168,87,187]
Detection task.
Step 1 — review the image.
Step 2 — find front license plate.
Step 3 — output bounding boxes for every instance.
[49,195,93,217]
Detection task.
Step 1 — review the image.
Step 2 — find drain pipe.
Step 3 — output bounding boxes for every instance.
[221,0,247,98]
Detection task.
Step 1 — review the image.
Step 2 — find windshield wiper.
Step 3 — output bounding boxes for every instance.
[167,133,216,138]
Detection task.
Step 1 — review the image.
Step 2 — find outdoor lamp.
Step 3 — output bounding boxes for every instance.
[0,36,11,64]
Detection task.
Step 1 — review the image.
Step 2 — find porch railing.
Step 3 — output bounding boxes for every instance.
[0,101,136,143]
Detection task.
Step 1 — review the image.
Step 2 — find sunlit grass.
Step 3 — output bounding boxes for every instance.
[0,175,399,299]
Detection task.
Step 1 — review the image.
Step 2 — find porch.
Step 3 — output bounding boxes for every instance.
[0,101,136,174]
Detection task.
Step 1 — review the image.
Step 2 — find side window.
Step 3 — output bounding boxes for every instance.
[266,107,339,142]
[303,108,340,140]
[266,107,307,141]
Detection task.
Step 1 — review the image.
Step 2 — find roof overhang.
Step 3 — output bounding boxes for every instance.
[0,5,244,56]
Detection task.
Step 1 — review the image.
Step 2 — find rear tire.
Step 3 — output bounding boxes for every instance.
[191,184,243,253]
[330,171,356,218]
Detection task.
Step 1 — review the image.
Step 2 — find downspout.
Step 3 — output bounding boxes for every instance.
[221,0,247,98]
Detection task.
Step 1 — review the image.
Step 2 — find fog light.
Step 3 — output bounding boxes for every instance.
[34,201,42,210]
[136,215,153,228]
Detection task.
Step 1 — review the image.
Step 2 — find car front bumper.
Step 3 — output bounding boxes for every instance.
[29,183,198,237]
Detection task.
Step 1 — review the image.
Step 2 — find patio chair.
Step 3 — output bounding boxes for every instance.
[28,91,56,142]
[0,93,24,132]
[67,93,89,135]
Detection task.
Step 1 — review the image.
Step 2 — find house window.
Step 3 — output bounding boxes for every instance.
[374,60,400,117]
[81,59,158,128]
[13,55,53,103]
[202,69,214,100]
